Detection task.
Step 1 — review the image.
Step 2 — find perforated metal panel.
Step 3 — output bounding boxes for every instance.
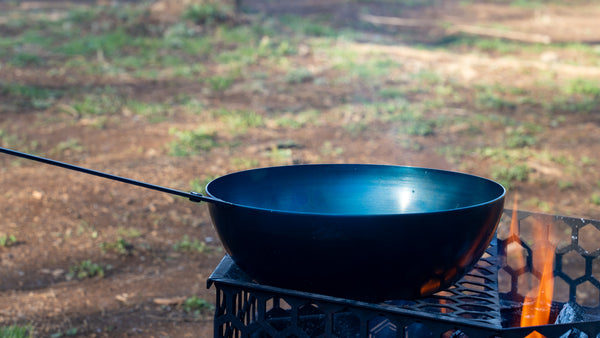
[497,210,600,308]
[208,210,600,337]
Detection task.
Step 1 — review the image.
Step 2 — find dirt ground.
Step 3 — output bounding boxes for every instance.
[1,0,599,337]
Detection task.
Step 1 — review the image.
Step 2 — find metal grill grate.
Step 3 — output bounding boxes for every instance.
[208,210,600,337]
[383,245,502,327]
[497,210,600,307]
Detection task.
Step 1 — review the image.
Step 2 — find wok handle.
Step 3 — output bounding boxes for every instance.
[0,147,232,207]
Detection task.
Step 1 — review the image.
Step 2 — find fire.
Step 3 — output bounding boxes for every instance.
[510,194,556,337]
[520,219,556,337]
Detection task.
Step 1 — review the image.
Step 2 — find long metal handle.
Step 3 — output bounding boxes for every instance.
[0,147,231,206]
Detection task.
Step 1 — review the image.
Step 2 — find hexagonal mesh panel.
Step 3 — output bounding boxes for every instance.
[209,210,600,337]
[498,210,600,309]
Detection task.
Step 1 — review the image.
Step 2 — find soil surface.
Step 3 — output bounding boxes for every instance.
[1,0,599,337]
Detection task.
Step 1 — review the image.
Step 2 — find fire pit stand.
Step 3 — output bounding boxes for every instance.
[207,210,600,337]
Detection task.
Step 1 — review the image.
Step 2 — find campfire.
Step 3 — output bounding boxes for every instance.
[506,198,558,337]
[208,207,600,337]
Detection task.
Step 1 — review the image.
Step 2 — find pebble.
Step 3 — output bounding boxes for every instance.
[32,190,43,200]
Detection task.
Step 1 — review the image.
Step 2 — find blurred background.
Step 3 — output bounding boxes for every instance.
[0,0,599,336]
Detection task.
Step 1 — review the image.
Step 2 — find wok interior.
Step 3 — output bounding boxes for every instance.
[206,164,505,215]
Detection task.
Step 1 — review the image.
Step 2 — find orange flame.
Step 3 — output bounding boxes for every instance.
[520,219,556,337]
[509,194,556,337]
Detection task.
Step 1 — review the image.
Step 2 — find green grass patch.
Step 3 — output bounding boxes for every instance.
[353,0,434,7]
[434,36,524,54]
[207,74,237,91]
[491,164,530,190]
[230,157,260,170]
[169,128,218,156]
[216,25,258,45]
[475,89,517,111]
[0,324,33,338]
[178,97,207,114]
[57,28,130,57]
[173,235,210,253]
[211,29,296,67]
[69,87,124,116]
[285,68,313,84]
[332,56,401,83]
[100,238,133,255]
[399,116,435,136]
[436,146,469,165]
[332,98,441,137]
[213,108,263,134]
[592,193,600,206]
[378,87,405,100]
[317,141,342,157]
[50,327,79,337]
[343,121,368,135]
[257,37,297,59]
[179,36,214,57]
[390,109,436,137]
[558,180,574,190]
[67,260,110,280]
[433,84,463,103]
[524,197,552,213]
[398,139,424,152]
[509,0,544,8]
[564,78,600,97]
[0,234,17,247]
[504,124,541,148]
[581,156,596,166]
[268,147,293,164]
[1,83,62,109]
[52,139,84,154]
[183,3,233,25]
[411,69,443,85]
[182,295,214,316]
[279,14,337,37]
[190,176,218,195]
[547,96,597,113]
[214,46,255,66]
[0,29,54,65]
[126,100,170,123]
[272,109,320,129]
[10,52,43,67]
[117,227,142,238]
[210,25,296,67]
[475,146,568,189]
[544,78,600,113]
[66,6,103,23]
[0,130,38,152]
[355,59,400,80]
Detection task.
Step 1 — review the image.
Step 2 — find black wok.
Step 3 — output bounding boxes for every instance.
[0,147,505,301]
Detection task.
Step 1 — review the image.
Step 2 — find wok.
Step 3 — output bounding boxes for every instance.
[0,147,505,301]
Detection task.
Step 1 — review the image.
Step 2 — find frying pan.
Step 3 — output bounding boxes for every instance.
[0,147,505,301]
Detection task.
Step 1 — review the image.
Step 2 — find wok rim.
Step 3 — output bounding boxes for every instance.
[204,163,506,217]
